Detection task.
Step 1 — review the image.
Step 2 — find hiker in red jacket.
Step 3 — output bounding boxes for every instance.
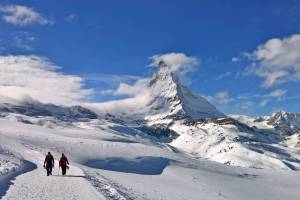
[59,153,69,175]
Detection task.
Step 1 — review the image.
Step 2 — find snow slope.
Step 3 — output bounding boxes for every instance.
[0,118,300,200]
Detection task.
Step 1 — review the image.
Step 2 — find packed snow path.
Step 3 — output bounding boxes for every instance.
[1,160,105,200]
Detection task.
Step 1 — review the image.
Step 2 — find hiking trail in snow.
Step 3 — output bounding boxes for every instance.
[1,150,105,200]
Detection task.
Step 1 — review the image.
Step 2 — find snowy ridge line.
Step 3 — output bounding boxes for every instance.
[85,171,150,200]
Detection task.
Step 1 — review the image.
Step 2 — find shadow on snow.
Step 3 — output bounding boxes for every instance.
[84,156,170,175]
[0,160,37,198]
[52,175,85,178]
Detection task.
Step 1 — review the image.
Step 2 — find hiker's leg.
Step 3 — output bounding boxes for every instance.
[46,166,50,176]
[62,166,66,175]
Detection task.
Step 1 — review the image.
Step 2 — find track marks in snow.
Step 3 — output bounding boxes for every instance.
[1,162,105,200]
[86,171,150,200]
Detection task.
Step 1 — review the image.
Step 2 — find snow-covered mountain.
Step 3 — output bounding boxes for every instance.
[0,61,300,171]
[267,111,300,136]
[1,61,300,199]
[145,61,225,122]
[171,113,300,170]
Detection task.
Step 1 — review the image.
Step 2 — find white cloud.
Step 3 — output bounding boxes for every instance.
[207,91,232,105]
[0,55,93,105]
[64,14,78,23]
[267,89,286,99]
[87,93,151,115]
[98,89,115,95]
[90,78,152,114]
[240,101,254,110]
[215,91,230,104]
[247,34,300,87]
[259,89,286,107]
[114,78,150,97]
[86,74,141,87]
[259,99,269,107]
[215,72,232,80]
[231,57,239,63]
[149,53,198,77]
[13,32,35,51]
[204,95,214,102]
[0,5,51,26]
[149,53,199,86]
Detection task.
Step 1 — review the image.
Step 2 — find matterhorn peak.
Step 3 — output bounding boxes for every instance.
[158,60,168,69]
[146,59,225,121]
[148,60,179,87]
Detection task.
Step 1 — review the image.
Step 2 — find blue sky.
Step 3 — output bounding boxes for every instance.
[0,0,299,116]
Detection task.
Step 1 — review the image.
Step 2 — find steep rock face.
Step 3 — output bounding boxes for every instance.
[145,61,225,123]
[268,111,300,136]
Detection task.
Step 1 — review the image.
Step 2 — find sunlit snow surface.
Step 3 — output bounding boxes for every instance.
[0,114,300,200]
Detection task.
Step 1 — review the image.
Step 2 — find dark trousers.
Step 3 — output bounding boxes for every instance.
[61,165,67,175]
[46,166,53,176]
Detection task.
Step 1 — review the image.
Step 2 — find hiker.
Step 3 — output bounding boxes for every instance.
[59,153,69,176]
[44,152,54,176]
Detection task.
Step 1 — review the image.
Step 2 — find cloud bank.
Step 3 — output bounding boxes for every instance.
[0,55,93,105]
[0,52,198,108]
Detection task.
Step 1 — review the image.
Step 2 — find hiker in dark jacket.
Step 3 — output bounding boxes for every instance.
[44,152,54,176]
[59,153,69,176]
